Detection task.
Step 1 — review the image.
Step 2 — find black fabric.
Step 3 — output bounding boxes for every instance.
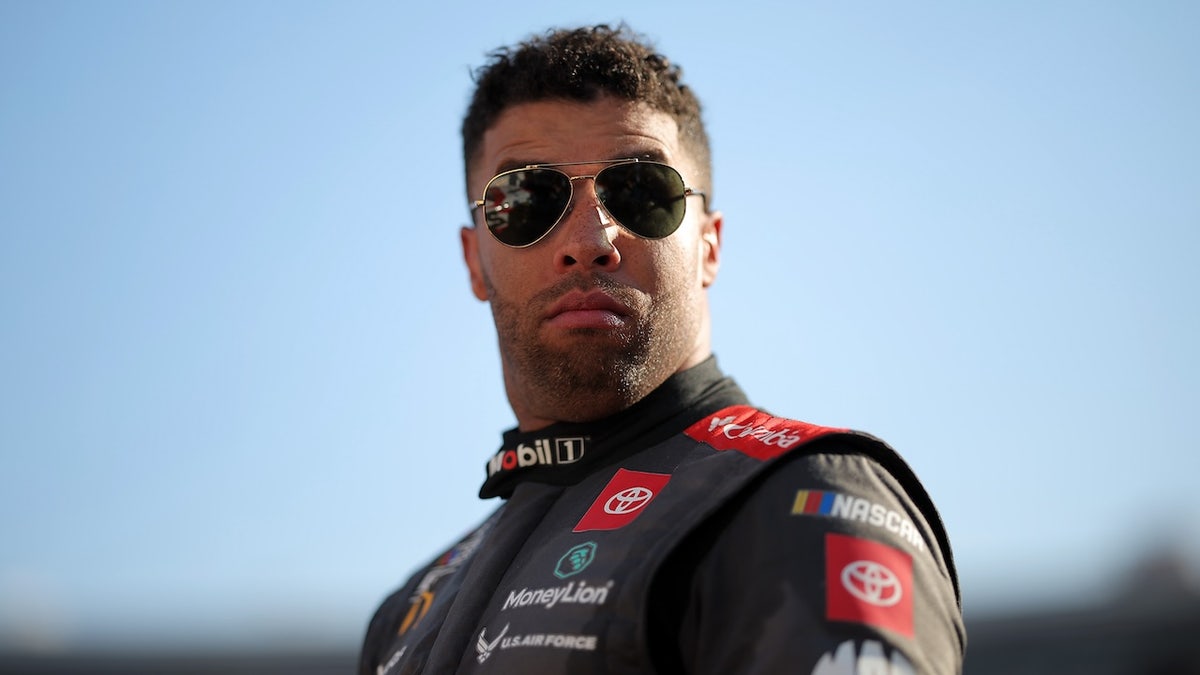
[360,359,965,674]
[646,437,965,673]
[479,356,747,499]
[422,484,563,673]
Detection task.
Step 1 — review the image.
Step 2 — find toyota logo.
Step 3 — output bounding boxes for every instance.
[841,560,902,607]
[604,487,654,514]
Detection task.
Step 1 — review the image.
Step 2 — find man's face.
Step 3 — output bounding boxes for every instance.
[460,96,722,430]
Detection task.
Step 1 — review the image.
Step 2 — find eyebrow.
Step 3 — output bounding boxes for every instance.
[492,150,669,175]
[494,158,538,173]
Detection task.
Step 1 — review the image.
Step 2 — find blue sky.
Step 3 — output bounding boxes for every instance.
[2,0,1197,651]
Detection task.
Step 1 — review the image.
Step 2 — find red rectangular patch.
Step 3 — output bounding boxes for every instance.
[573,468,671,533]
[682,405,843,461]
[825,532,914,638]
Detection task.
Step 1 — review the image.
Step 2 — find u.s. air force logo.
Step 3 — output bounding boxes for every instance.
[811,639,913,675]
[474,623,598,664]
[476,624,509,663]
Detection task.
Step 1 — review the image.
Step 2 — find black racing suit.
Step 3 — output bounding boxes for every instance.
[360,358,965,674]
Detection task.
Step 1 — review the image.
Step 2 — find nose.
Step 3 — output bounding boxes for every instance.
[551,177,622,274]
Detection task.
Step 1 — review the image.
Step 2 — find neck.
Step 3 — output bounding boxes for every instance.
[480,356,746,499]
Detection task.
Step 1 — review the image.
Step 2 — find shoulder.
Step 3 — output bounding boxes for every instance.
[657,406,965,672]
[359,510,501,673]
[683,404,917,485]
[681,404,960,604]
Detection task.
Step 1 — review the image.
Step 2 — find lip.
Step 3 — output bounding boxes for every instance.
[544,290,632,329]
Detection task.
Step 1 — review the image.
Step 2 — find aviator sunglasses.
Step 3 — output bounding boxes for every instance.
[470,158,707,248]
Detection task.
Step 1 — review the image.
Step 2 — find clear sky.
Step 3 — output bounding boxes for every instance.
[2,0,1197,652]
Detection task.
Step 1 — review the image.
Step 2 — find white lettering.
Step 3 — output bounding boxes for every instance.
[830,494,855,519]
[501,580,614,611]
[849,498,870,522]
[885,511,901,533]
[799,491,926,553]
[515,444,535,468]
[556,437,585,463]
[487,438,588,475]
[717,421,803,448]
[868,503,886,528]
[376,646,406,675]
[491,631,599,654]
[899,519,925,551]
[708,415,735,432]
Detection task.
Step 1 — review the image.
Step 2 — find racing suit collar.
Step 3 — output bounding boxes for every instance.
[479,356,748,499]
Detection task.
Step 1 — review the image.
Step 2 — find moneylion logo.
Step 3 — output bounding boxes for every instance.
[476,624,509,664]
[555,542,598,579]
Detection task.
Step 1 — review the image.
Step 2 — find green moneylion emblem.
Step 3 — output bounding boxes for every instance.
[555,542,598,579]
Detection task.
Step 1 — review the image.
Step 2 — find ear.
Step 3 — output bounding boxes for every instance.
[699,210,723,288]
[460,225,490,301]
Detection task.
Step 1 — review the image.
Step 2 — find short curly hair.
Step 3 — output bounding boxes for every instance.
[462,24,712,199]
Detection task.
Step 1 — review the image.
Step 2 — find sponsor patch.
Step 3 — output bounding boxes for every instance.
[475,623,597,664]
[573,468,670,532]
[398,591,433,635]
[555,542,597,579]
[376,645,408,675]
[825,533,914,638]
[684,405,843,460]
[810,639,914,675]
[399,519,493,636]
[792,490,926,552]
[476,624,508,663]
[487,437,587,476]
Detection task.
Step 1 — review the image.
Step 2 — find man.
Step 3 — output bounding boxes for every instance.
[361,25,964,674]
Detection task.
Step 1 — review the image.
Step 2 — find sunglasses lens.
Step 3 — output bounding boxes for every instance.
[483,169,572,246]
[595,163,688,239]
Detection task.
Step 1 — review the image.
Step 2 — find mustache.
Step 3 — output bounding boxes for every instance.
[530,274,633,307]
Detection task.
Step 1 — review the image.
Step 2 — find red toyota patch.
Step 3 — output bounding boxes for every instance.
[573,468,671,533]
[825,532,914,638]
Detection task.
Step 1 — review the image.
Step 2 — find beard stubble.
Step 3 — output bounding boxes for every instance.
[486,272,696,423]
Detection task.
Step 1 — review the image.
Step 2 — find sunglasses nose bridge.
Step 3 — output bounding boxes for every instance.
[563,172,611,216]
[565,173,599,193]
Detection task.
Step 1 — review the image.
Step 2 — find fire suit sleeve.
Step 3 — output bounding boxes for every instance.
[359,575,421,675]
[653,448,965,675]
